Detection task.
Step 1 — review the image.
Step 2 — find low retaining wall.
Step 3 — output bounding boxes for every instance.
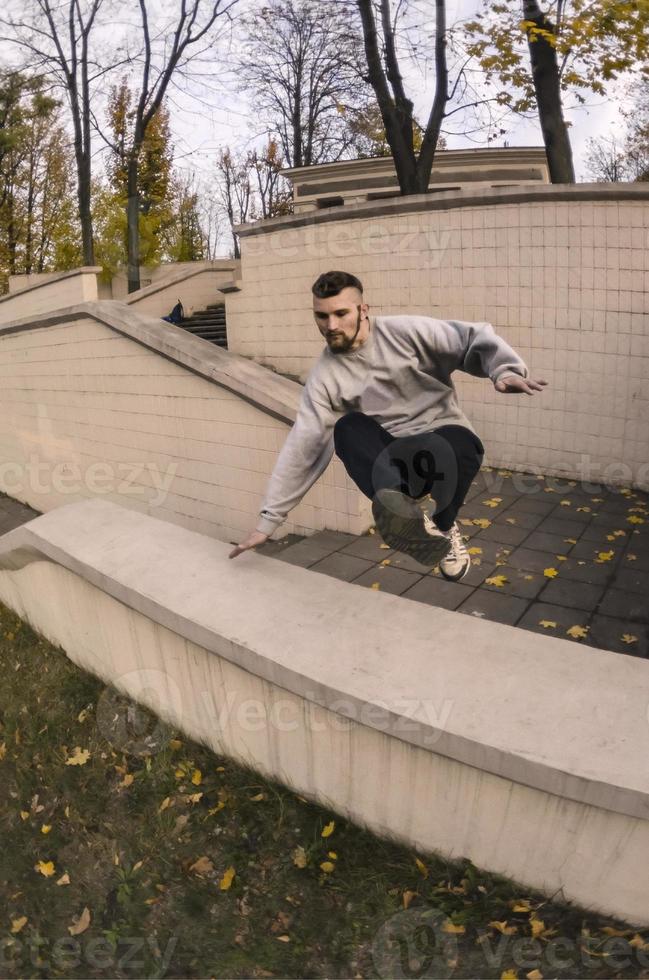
[0,301,370,540]
[0,267,102,324]
[1,497,648,925]
[125,260,240,318]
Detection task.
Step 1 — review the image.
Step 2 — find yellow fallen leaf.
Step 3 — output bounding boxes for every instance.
[482,499,501,508]
[559,499,571,506]
[207,802,226,815]
[530,916,546,937]
[321,820,335,838]
[11,916,27,933]
[538,620,557,629]
[467,547,483,555]
[370,582,381,590]
[380,558,391,566]
[189,855,214,876]
[68,906,91,936]
[627,516,645,524]
[276,934,291,942]
[556,556,567,562]
[403,889,417,909]
[442,922,465,934]
[543,568,559,578]
[168,738,182,750]
[327,851,337,859]
[505,518,518,524]
[601,926,633,936]
[621,634,638,644]
[626,554,637,561]
[65,746,90,766]
[415,857,429,878]
[219,866,235,890]
[119,773,134,788]
[56,873,70,886]
[472,518,491,528]
[567,625,589,639]
[486,575,508,587]
[595,551,614,562]
[250,792,266,802]
[20,811,29,821]
[564,538,577,544]
[159,796,171,812]
[186,792,203,804]
[501,971,518,979]
[629,934,649,950]
[41,824,52,834]
[35,860,55,877]
[526,971,543,979]
[191,769,202,785]
[511,900,532,912]
[489,920,517,935]
[379,543,390,549]
[320,861,335,873]
[576,507,591,513]
[292,846,307,868]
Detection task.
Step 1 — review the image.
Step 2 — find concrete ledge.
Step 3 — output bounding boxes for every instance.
[1,497,649,924]
[234,182,649,237]
[0,300,302,426]
[124,260,239,305]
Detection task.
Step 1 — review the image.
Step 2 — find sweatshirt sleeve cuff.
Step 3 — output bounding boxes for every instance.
[255,515,284,537]
[491,365,529,384]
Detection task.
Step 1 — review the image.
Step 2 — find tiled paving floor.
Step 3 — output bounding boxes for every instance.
[256,468,649,659]
[0,469,647,659]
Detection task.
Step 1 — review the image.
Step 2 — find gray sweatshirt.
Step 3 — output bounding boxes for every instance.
[256,314,529,536]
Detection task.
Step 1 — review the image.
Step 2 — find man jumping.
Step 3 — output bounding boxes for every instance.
[229,270,548,579]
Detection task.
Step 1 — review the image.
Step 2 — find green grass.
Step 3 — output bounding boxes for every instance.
[1,599,648,979]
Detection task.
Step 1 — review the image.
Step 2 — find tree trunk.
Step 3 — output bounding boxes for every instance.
[127,153,141,293]
[523,0,575,183]
[75,141,95,265]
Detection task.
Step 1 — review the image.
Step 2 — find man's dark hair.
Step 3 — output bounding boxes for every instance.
[311,270,363,298]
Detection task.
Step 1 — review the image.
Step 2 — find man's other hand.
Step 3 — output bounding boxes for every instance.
[228,530,270,559]
[494,374,549,395]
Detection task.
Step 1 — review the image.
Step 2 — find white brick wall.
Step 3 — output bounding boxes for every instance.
[0,318,371,542]
[227,196,649,490]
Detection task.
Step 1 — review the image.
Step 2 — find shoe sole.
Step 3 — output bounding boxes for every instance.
[439,558,471,582]
[372,489,451,567]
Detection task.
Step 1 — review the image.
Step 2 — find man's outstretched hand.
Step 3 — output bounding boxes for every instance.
[228,529,269,559]
[494,374,549,395]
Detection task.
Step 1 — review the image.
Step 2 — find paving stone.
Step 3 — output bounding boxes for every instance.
[273,536,354,568]
[505,547,565,573]
[567,540,624,562]
[471,522,532,546]
[493,509,547,530]
[401,576,474,611]
[590,510,639,528]
[598,588,649,623]
[310,529,358,550]
[621,550,649,572]
[480,565,547,600]
[463,539,514,566]
[538,578,606,611]
[460,501,516,522]
[578,522,630,542]
[255,533,305,558]
[455,589,530,626]
[548,557,615,586]
[338,535,395,562]
[588,615,649,658]
[610,567,649,596]
[545,505,593,524]
[308,552,375,582]
[517,530,574,555]
[503,495,556,515]
[390,550,440,574]
[350,565,424,596]
[539,516,590,537]
[516,602,591,638]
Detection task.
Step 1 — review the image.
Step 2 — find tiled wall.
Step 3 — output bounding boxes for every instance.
[0,317,370,541]
[227,195,649,489]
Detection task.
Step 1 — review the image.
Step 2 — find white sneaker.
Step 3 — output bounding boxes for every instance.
[439,521,471,581]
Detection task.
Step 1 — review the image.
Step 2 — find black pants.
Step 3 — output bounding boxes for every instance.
[333,412,485,533]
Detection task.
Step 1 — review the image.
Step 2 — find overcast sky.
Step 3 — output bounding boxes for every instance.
[163,0,626,191]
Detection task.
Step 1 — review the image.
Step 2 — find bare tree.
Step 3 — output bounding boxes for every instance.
[237,0,368,168]
[215,147,252,259]
[95,0,238,292]
[0,0,115,264]
[356,0,449,194]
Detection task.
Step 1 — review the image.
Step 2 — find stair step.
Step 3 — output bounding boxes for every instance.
[182,325,226,336]
[205,303,226,310]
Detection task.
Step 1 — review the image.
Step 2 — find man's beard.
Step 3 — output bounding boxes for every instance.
[328,309,362,354]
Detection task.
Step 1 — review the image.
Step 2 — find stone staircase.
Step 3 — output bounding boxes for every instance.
[179,303,227,348]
